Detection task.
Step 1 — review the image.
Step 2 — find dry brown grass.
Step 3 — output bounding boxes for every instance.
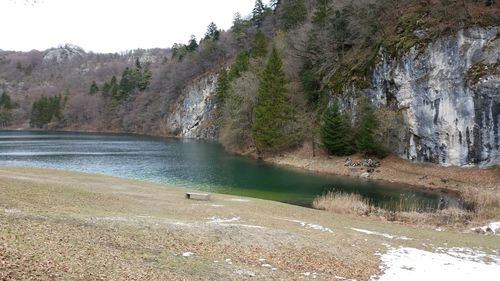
[313,190,478,228]
[313,191,371,215]
[460,186,500,220]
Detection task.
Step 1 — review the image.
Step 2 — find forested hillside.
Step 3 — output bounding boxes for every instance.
[0,0,498,165]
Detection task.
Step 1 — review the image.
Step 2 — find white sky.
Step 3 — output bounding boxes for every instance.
[0,0,260,53]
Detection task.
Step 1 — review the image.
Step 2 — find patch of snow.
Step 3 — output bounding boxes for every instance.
[3,208,22,214]
[228,198,250,202]
[182,252,194,257]
[371,247,500,281]
[218,223,265,229]
[261,264,272,268]
[434,247,500,264]
[289,219,334,233]
[207,216,264,229]
[235,269,255,277]
[211,204,224,207]
[471,222,500,235]
[351,228,412,240]
[207,216,240,223]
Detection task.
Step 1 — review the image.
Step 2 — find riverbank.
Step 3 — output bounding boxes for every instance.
[0,167,499,280]
[265,142,500,194]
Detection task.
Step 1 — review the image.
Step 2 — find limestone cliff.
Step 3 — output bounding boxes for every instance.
[166,72,219,140]
[368,27,499,166]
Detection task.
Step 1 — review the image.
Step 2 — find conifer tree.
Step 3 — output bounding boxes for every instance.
[231,13,249,48]
[110,76,119,102]
[251,30,268,58]
[0,92,13,109]
[356,99,386,157]
[118,67,134,98]
[280,0,307,30]
[205,22,220,41]
[215,68,229,106]
[252,47,290,152]
[252,0,266,26]
[186,35,198,52]
[139,65,152,91]
[101,81,110,97]
[89,80,99,95]
[312,0,332,27]
[320,100,352,155]
[228,51,249,80]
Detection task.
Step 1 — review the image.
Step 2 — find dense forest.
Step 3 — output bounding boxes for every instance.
[0,0,498,158]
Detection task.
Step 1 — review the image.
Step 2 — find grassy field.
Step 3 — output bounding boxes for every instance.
[1,167,499,280]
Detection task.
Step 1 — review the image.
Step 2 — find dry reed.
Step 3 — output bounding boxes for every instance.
[312,190,487,227]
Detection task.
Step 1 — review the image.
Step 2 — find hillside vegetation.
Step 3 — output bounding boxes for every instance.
[0,0,498,157]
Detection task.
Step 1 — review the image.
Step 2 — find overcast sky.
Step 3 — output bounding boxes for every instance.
[0,0,261,53]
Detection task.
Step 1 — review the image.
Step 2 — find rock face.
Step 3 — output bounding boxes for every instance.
[369,27,499,166]
[43,44,85,64]
[166,72,218,140]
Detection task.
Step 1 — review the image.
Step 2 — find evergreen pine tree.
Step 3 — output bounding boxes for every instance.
[139,64,152,91]
[320,100,352,155]
[280,0,307,30]
[252,0,266,26]
[252,47,290,152]
[110,76,119,102]
[312,0,332,27]
[0,92,13,109]
[215,68,229,106]
[186,35,198,52]
[300,63,321,105]
[231,13,249,48]
[356,99,386,157]
[228,51,249,80]
[251,30,268,58]
[205,22,220,41]
[89,81,99,95]
[101,81,111,97]
[118,67,135,99]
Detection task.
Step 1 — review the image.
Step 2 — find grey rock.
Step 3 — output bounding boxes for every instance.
[368,27,499,166]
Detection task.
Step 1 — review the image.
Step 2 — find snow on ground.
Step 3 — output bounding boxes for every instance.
[471,222,500,235]
[289,219,334,233]
[371,247,500,281]
[207,216,241,223]
[206,216,265,229]
[227,198,250,202]
[350,228,412,240]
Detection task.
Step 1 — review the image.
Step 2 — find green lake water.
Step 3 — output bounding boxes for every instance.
[0,130,457,210]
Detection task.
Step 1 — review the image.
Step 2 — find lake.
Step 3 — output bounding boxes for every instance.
[0,130,456,210]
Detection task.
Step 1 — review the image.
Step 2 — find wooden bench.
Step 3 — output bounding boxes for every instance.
[185,192,211,201]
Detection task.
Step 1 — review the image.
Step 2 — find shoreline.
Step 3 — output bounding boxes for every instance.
[2,128,498,196]
[263,143,500,195]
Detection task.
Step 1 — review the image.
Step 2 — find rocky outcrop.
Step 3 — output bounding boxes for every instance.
[368,27,499,166]
[166,72,219,140]
[42,44,85,64]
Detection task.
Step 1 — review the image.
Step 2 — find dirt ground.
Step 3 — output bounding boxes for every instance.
[1,167,499,280]
[266,142,500,194]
